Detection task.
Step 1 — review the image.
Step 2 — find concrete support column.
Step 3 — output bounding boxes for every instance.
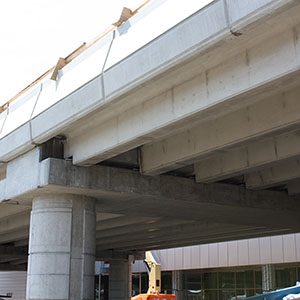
[262,264,275,293]
[172,270,183,300]
[26,194,96,300]
[109,260,132,300]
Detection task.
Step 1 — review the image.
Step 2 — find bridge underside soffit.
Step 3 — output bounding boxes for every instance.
[0,148,300,270]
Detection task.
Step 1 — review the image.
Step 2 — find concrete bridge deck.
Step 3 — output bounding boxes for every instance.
[0,1,300,299]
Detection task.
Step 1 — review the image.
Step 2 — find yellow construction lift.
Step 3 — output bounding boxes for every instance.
[132,252,176,300]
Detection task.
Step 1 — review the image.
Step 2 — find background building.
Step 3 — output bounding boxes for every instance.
[1,233,299,300]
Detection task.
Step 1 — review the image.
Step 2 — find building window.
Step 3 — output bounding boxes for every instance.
[204,272,217,289]
[182,267,263,300]
[219,272,235,289]
[275,267,297,289]
[161,272,173,294]
[130,263,300,300]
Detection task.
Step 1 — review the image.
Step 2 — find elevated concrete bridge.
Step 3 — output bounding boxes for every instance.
[1,0,300,299]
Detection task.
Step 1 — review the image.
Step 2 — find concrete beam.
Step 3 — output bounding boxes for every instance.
[1,0,299,169]
[0,211,30,235]
[95,195,300,232]
[96,219,191,239]
[41,158,300,212]
[10,259,28,265]
[14,239,28,247]
[245,159,300,189]
[96,250,145,262]
[4,156,300,231]
[0,257,24,264]
[141,86,300,175]
[123,228,293,252]
[103,226,291,252]
[96,222,255,247]
[195,130,300,183]
[96,216,155,231]
[0,246,27,257]
[0,204,30,219]
[0,263,26,271]
[287,180,300,195]
[0,229,29,244]
[5,155,297,210]
[71,19,300,167]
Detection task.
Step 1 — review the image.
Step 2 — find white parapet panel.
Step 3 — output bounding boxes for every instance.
[104,0,226,100]
[105,0,215,71]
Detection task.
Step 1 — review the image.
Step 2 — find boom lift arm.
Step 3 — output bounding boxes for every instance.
[144,251,161,294]
[132,251,176,300]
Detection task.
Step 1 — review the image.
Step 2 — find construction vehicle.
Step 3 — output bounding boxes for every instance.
[132,252,176,300]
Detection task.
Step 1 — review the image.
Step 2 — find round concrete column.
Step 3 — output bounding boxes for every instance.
[26,194,96,300]
[109,260,132,300]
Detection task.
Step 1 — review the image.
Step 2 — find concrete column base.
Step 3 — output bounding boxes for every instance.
[26,194,96,300]
[109,260,132,300]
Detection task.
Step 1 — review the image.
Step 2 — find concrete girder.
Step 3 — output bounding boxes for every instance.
[141,85,300,175]
[42,158,300,212]
[96,219,192,239]
[3,151,300,251]
[96,216,155,231]
[0,229,29,245]
[287,180,300,195]
[71,21,300,167]
[96,222,263,250]
[195,130,300,183]
[14,239,29,247]
[0,245,27,257]
[10,259,28,265]
[0,263,26,271]
[102,227,291,253]
[96,250,145,262]
[3,155,300,234]
[245,159,300,189]
[1,0,300,168]
[95,196,300,232]
[5,153,298,211]
[121,229,293,252]
[0,204,30,219]
[0,211,30,235]
[0,257,25,264]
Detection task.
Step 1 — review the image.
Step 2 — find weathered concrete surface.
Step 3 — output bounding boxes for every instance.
[194,130,300,183]
[245,159,300,189]
[141,86,300,175]
[26,194,96,300]
[1,150,300,255]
